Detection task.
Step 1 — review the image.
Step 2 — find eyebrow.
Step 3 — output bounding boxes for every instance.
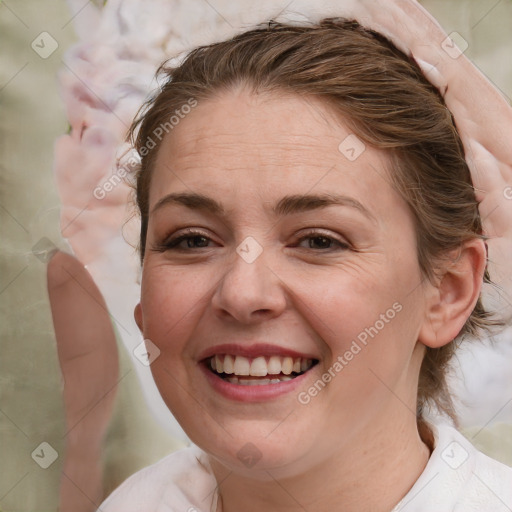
[151,192,375,221]
[151,192,224,216]
[274,194,375,221]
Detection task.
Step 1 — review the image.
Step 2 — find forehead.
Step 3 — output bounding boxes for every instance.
[150,87,400,217]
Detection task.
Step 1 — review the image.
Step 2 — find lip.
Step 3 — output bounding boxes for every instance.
[200,362,315,402]
[197,343,318,361]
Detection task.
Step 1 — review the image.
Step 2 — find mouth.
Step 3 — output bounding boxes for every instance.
[204,354,318,386]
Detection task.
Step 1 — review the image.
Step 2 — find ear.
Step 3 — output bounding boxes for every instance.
[419,239,486,348]
[134,303,144,332]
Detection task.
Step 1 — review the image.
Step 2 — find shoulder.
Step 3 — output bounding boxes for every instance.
[399,422,512,512]
[453,425,512,511]
[98,445,217,512]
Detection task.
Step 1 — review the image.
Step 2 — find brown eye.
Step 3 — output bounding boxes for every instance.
[308,236,334,249]
[167,234,212,250]
[296,232,349,251]
[185,235,210,248]
[151,228,219,253]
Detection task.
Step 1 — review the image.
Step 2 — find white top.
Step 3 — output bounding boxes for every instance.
[99,424,512,511]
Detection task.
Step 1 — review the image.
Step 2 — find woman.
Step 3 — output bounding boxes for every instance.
[99,5,512,512]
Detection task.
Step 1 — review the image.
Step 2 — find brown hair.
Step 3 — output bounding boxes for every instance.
[128,18,498,422]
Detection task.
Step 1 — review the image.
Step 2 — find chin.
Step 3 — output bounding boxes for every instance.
[187,421,313,478]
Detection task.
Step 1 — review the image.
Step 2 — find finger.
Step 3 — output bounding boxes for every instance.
[47,251,119,511]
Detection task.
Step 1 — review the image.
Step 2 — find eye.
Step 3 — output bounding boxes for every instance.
[295,231,350,251]
[153,229,218,252]
[172,234,211,249]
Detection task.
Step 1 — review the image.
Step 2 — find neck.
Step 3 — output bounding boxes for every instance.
[210,411,431,512]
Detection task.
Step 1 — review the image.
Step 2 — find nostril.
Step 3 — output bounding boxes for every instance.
[254,309,272,315]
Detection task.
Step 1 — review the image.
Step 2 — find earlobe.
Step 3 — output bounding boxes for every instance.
[419,239,486,348]
[134,303,144,332]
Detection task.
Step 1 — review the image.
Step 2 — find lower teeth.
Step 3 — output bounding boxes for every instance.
[223,375,295,385]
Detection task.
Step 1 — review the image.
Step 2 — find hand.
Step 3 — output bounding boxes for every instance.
[47,251,119,512]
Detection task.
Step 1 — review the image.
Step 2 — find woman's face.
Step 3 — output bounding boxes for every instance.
[136,87,431,476]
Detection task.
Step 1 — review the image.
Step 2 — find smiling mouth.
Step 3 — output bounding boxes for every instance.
[206,354,318,386]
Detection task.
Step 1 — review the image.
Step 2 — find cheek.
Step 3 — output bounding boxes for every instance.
[139,265,220,429]
[291,258,423,380]
[291,262,407,340]
[290,269,423,445]
[140,264,215,352]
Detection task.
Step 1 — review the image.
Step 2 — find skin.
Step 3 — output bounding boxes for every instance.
[134,86,486,512]
[48,251,119,512]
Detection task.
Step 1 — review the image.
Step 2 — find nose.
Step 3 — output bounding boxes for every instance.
[211,245,287,324]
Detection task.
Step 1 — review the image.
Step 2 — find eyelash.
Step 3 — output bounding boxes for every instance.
[155,228,214,252]
[154,229,350,253]
[294,230,350,251]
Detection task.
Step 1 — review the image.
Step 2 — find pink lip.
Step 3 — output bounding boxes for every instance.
[197,343,317,361]
[200,363,315,402]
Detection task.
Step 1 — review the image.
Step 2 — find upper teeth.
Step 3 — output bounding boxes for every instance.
[210,354,313,377]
